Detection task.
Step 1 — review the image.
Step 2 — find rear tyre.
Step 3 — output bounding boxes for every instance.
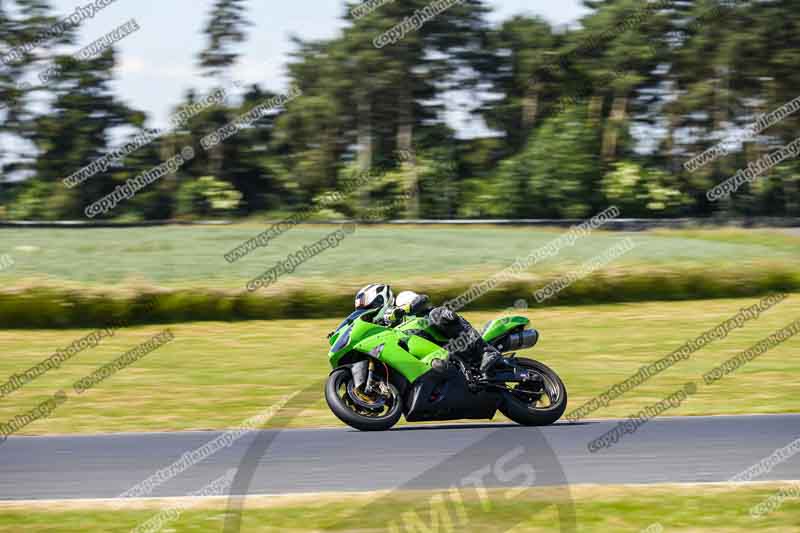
[499,358,567,426]
[325,368,403,431]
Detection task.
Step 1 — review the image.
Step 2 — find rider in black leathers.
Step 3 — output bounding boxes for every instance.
[376,291,503,375]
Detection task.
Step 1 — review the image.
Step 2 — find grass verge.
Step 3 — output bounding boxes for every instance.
[0,483,797,532]
[3,225,799,288]
[0,296,797,435]
[1,225,800,328]
[1,263,798,328]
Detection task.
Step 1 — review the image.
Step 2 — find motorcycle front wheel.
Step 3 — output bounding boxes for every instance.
[325,368,403,431]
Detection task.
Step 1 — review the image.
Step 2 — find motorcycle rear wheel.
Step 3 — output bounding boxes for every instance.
[325,368,403,431]
[499,358,567,426]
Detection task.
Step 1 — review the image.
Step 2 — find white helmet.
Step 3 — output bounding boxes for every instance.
[395,290,420,308]
[355,283,394,317]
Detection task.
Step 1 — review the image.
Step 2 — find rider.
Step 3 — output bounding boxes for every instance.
[353,283,503,375]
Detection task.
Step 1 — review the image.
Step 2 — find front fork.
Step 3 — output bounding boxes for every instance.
[351,358,384,395]
[350,359,369,390]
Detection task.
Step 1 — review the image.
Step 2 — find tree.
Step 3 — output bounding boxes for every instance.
[481,16,562,154]
[198,0,250,80]
[572,0,672,162]
[338,0,492,216]
[1,0,72,179]
[602,160,690,216]
[29,50,135,218]
[492,104,602,218]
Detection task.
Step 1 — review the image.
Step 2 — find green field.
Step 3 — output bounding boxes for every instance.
[1,228,797,532]
[1,296,797,435]
[0,483,796,532]
[1,225,798,289]
[1,225,798,328]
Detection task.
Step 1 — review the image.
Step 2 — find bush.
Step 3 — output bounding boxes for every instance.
[176,176,242,218]
[1,265,797,328]
[602,161,692,217]
[479,104,602,218]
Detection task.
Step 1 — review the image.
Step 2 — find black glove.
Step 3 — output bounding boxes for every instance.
[408,294,432,316]
[382,307,406,326]
[430,306,457,326]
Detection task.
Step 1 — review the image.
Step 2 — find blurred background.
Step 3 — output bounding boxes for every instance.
[0,0,798,324]
[0,0,798,221]
[0,2,799,531]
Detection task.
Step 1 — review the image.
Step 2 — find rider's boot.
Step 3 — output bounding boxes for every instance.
[479,345,504,378]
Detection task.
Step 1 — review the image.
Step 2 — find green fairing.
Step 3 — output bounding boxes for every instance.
[481,316,530,342]
[328,310,532,384]
[395,316,449,342]
[353,332,433,383]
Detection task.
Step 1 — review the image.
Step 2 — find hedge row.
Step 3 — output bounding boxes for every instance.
[1,266,798,329]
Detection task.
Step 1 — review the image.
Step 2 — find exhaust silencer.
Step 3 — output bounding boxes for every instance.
[502,329,539,351]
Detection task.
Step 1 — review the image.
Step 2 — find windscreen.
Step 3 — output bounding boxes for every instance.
[333,308,370,334]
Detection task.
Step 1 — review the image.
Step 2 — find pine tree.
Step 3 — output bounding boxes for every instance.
[481,15,562,155]
[198,0,250,79]
[30,50,135,218]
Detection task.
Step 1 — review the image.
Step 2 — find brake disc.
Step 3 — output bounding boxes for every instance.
[346,381,386,411]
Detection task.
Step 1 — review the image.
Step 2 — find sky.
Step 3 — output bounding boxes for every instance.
[46,0,588,130]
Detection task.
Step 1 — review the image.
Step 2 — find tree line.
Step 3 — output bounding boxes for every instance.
[1,0,798,221]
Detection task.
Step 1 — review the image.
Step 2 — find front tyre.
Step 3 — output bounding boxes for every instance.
[499,358,567,426]
[325,368,403,431]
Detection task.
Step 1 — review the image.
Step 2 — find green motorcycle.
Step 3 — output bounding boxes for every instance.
[325,308,567,431]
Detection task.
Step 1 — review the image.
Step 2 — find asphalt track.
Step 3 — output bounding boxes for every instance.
[1,414,798,501]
